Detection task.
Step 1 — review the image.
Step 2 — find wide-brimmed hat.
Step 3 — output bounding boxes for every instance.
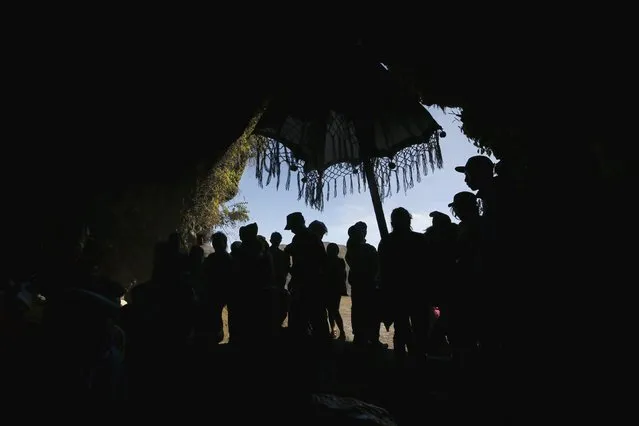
[284,212,305,230]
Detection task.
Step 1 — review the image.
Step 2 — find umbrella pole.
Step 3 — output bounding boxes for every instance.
[363,159,389,239]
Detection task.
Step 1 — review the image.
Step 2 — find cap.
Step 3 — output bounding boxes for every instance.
[454,155,495,174]
[448,191,478,207]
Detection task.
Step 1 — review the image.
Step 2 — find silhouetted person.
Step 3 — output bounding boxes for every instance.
[378,207,429,360]
[448,191,482,368]
[189,233,208,277]
[346,222,383,346]
[456,156,508,358]
[269,232,290,327]
[232,223,274,344]
[455,156,494,197]
[147,233,195,348]
[308,220,328,241]
[425,212,458,283]
[230,241,242,257]
[325,243,346,340]
[40,288,126,399]
[424,211,458,354]
[308,220,331,335]
[455,155,499,265]
[201,231,232,342]
[284,212,330,340]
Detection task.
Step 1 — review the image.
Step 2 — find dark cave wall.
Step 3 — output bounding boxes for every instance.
[7,26,624,288]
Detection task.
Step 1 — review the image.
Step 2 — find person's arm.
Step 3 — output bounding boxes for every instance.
[285,251,292,275]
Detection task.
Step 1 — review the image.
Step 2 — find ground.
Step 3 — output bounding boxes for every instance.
[220,295,396,347]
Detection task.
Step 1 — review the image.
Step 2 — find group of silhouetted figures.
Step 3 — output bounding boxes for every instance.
[2,154,517,411]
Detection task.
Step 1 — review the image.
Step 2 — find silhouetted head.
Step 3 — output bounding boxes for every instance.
[347,224,365,245]
[429,211,452,228]
[211,231,228,253]
[230,241,242,255]
[448,191,479,221]
[455,155,494,191]
[308,220,328,241]
[270,232,282,247]
[390,207,412,232]
[240,223,258,242]
[327,243,339,258]
[354,221,367,238]
[284,212,306,234]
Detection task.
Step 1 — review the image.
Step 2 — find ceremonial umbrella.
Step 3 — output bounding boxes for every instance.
[252,49,444,238]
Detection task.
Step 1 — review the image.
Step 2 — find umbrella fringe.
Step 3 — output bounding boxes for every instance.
[363,171,368,193]
[255,148,263,188]
[253,132,442,210]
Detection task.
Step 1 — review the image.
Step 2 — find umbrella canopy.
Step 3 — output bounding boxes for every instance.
[252,51,444,211]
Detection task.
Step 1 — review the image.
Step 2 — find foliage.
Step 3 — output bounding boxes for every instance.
[179,107,266,244]
[450,108,494,156]
[217,201,250,231]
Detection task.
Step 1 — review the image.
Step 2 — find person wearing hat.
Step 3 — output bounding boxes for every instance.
[447,191,483,365]
[455,155,502,225]
[283,212,330,340]
[448,191,480,222]
[454,155,495,192]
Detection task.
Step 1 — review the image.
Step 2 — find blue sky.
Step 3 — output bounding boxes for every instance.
[224,107,494,247]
